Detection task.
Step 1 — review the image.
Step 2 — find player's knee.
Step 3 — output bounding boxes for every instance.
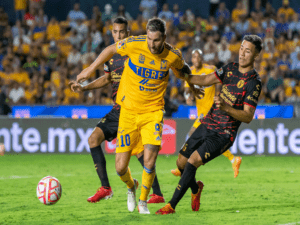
[88,132,104,148]
[115,164,127,176]
[176,154,187,170]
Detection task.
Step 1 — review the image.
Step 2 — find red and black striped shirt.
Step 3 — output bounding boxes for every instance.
[104,54,128,110]
[201,62,262,142]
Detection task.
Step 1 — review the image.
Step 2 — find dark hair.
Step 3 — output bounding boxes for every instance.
[113,17,128,26]
[243,35,263,53]
[146,18,166,35]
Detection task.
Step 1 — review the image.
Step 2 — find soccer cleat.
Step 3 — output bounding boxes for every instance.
[155,203,175,215]
[232,156,242,178]
[147,194,165,204]
[191,181,204,211]
[138,200,150,214]
[87,186,113,203]
[127,179,139,212]
[171,168,181,177]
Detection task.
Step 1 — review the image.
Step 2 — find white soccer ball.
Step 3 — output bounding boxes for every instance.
[36,176,62,205]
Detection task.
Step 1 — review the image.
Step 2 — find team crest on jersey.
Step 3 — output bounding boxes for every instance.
[150,60,155,65]
[227,72,232,77]
[117,40,126,49]
[110,59,114,65]
[237,80,245,88]
[160,60,167,69]
[100,118,106,123]
[139,54,145,64]
[217,68,223,75]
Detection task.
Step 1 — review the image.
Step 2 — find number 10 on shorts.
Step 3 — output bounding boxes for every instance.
[119,134,130,147]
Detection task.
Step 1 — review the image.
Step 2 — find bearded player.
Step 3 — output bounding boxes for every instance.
[171,49,242,179]
[76,18,202,214]
[156,35,263,214]
[69,17,165,204]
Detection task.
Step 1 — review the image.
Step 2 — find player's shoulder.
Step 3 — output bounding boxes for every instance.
[203,64,217,71]
[125,35,147,43]
[165,42,182,58]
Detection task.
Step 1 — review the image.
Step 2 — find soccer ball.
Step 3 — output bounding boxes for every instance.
[36,176,62,205]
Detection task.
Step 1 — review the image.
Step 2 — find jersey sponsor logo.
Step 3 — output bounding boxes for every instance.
[256,84,260,91]
[139,79,159,87]
[128,59,168,80]
[160,60,167,70]
[139,79,149,85]
[139,54,145,64]
[150,60,155,65]
[205,152,210,159]
[217,67,223,75]
[237,80,245,88]
[139,86,157,92]
[247,95,257,104]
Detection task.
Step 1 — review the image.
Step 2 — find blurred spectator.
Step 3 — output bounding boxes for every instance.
[29,0,45,11]
[172,4,183,27]
[158,3,173,21]
[13,28,31,47]
[67,3,87,28]
[112,5,133,21]
[0,6,9,27]
[8,82,25,104]
[46,17,61,41]
[215,2,230,21]
[73,19,88,39]
[275,14,289,37]
[68,29,83,50]
[262,15,276,30]
[35,9,48,25]
[290,47,300,77]
[264,2,276,18]
[67,46,81,66]
[92,5,102,23]
[251,0,265,15]
[14,0,27,22]
[288,13,300,35]
[81,44,96,66]
[102,4,114,22]
[209,0,220,17]
[235,14,250,36]
[277,0,295,22]
[217,37,231,65]
[12,20,25,38]
[24,7,36,26]
[140,0,157,20]
[90,25,103,50]
[266,69,285,104]
[231,0,246,23]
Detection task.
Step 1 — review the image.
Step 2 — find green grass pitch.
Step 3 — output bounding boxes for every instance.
[0,154,300,225]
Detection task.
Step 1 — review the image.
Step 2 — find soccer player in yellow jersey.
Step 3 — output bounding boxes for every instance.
[171,49,242,178]
[76,18,201,214]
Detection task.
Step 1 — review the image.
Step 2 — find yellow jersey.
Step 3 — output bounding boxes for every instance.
[115,35,185,113]
[185,64,216,118]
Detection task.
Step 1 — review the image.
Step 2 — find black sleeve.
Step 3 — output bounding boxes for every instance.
[104,61,110,73]
[214,63,230,83]
[244,79,262,109]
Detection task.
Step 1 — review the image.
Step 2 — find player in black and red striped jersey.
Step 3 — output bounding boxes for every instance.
[69,17,165,204]
[156,34,263,215]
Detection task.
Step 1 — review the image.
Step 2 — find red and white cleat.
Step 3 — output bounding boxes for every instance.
[87,186,113,203]
[191,181,204,211]
[147,194,165,204]
[155,203,175,215]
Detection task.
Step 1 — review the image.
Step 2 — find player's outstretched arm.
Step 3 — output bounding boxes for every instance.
[69,73,111,92]
[185,72,221,87]
[76,44,117,83]
[214,96,255,124]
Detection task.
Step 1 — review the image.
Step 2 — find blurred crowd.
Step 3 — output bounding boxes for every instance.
[0,0,300,108]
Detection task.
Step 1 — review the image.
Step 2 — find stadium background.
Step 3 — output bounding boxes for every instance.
[0,0,300,155]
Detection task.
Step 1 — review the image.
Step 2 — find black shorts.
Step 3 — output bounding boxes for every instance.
[179,124,233,164]
[96,107,120,141]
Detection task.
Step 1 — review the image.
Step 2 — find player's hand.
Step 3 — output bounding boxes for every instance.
[76,68,91,83]
[68,81,84,93]
[214,95,226,111]
[192,85,205,99]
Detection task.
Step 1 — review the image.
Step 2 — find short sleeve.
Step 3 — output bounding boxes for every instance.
[171,51,185,70]
[116,36,134,57]
[104,61,110,73]
[214,64,229,84]
[244,80,262,109]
